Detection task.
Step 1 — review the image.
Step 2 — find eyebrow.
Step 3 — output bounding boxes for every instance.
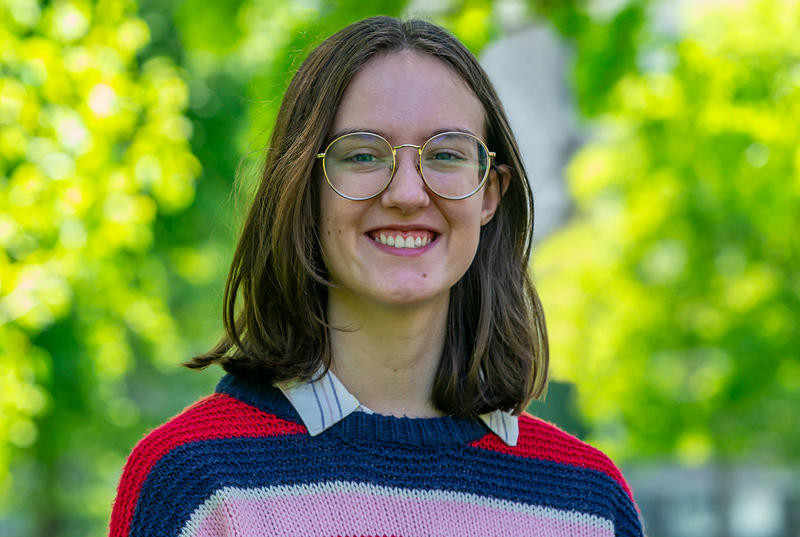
[327,126,480,143]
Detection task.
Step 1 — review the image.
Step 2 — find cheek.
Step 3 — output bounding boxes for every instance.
[317,190,339,268]
[317,192,366,270]
[462,230,482,268]
[448,199,484,237]
[457,205,486,264]
[319,186,344,235]
[320,198,357,238]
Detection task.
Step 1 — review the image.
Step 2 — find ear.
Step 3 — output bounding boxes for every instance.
[480,164,511,225]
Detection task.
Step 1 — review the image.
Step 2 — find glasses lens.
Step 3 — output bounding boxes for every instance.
[324,133,393,199]
[421,133,489,199]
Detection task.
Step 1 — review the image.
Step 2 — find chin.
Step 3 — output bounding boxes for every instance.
[376,282,449,306]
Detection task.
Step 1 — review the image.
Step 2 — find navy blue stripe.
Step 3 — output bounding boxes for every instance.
[130,435,641,537]
[216,373,300,424]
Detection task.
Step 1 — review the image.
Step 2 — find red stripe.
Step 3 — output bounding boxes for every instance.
[109,393,306,537]
[470,412,635,502]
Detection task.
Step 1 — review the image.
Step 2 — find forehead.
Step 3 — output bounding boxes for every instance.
[331,50,486,141]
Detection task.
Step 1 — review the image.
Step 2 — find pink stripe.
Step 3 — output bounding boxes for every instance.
[187,488,613,537]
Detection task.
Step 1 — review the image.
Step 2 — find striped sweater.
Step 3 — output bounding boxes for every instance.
[110,373,644,537]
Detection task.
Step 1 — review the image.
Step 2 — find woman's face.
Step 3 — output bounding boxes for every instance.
[319,50,502,309]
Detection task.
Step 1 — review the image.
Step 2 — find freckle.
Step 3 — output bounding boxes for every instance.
[327,230,330,235]
[337,229,342,234]
[422,273,427,278]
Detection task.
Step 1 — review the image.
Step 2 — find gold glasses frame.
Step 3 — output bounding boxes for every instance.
[315,131,496,201]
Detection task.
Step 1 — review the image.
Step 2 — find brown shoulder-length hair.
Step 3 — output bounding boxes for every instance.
[186,16,549,417]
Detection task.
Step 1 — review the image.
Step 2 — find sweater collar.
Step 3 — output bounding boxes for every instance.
[275,369,519,446]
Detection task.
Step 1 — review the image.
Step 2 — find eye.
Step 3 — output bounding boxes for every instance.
[428,150,465,162]
[347,153,378,163]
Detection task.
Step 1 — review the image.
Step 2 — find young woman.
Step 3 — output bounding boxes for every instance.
[110,16,644,537]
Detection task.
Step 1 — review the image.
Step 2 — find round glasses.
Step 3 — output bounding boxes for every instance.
[316,131,495,200]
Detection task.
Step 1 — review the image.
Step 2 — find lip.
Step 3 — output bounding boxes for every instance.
[365,223,441,234]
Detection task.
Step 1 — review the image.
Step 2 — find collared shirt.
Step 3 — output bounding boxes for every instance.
[276,368,519,446]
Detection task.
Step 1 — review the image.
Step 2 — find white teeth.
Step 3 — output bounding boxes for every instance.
[372,232,433,248]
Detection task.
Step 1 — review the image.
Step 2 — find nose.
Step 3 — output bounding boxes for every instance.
[380,148,430,213]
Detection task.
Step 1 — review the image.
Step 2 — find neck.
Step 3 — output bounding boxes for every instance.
[327,289,449,418]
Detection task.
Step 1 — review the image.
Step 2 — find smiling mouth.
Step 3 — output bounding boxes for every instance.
[368,230,436,249]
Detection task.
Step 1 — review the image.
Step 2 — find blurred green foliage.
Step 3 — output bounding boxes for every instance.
[1,0,798,536]
[0,0,203,534]
[537,0,800,464]
[529,0,646,116]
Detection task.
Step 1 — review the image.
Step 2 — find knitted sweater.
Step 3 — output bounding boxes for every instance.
[110,373,644,537]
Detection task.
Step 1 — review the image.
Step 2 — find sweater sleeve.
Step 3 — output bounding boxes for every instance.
[109,395,223,537]
[109,425,197,537]
[603,459,645,537]
[472,413,645,537]
[109,392,307,537]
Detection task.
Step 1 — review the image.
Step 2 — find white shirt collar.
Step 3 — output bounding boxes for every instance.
[276,368,518,446]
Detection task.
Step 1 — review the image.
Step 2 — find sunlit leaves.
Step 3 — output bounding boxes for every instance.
[427,0,496,53]
[0,0,198,511]
[536,0,800,464]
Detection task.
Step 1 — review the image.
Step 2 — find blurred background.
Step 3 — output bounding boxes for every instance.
[0,0,798,536]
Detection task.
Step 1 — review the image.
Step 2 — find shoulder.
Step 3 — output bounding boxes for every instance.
[118,392,306,502]
[470,412,643,536]
[519,412,635,499]
[110,392,306,537]
[474,413,632,495]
